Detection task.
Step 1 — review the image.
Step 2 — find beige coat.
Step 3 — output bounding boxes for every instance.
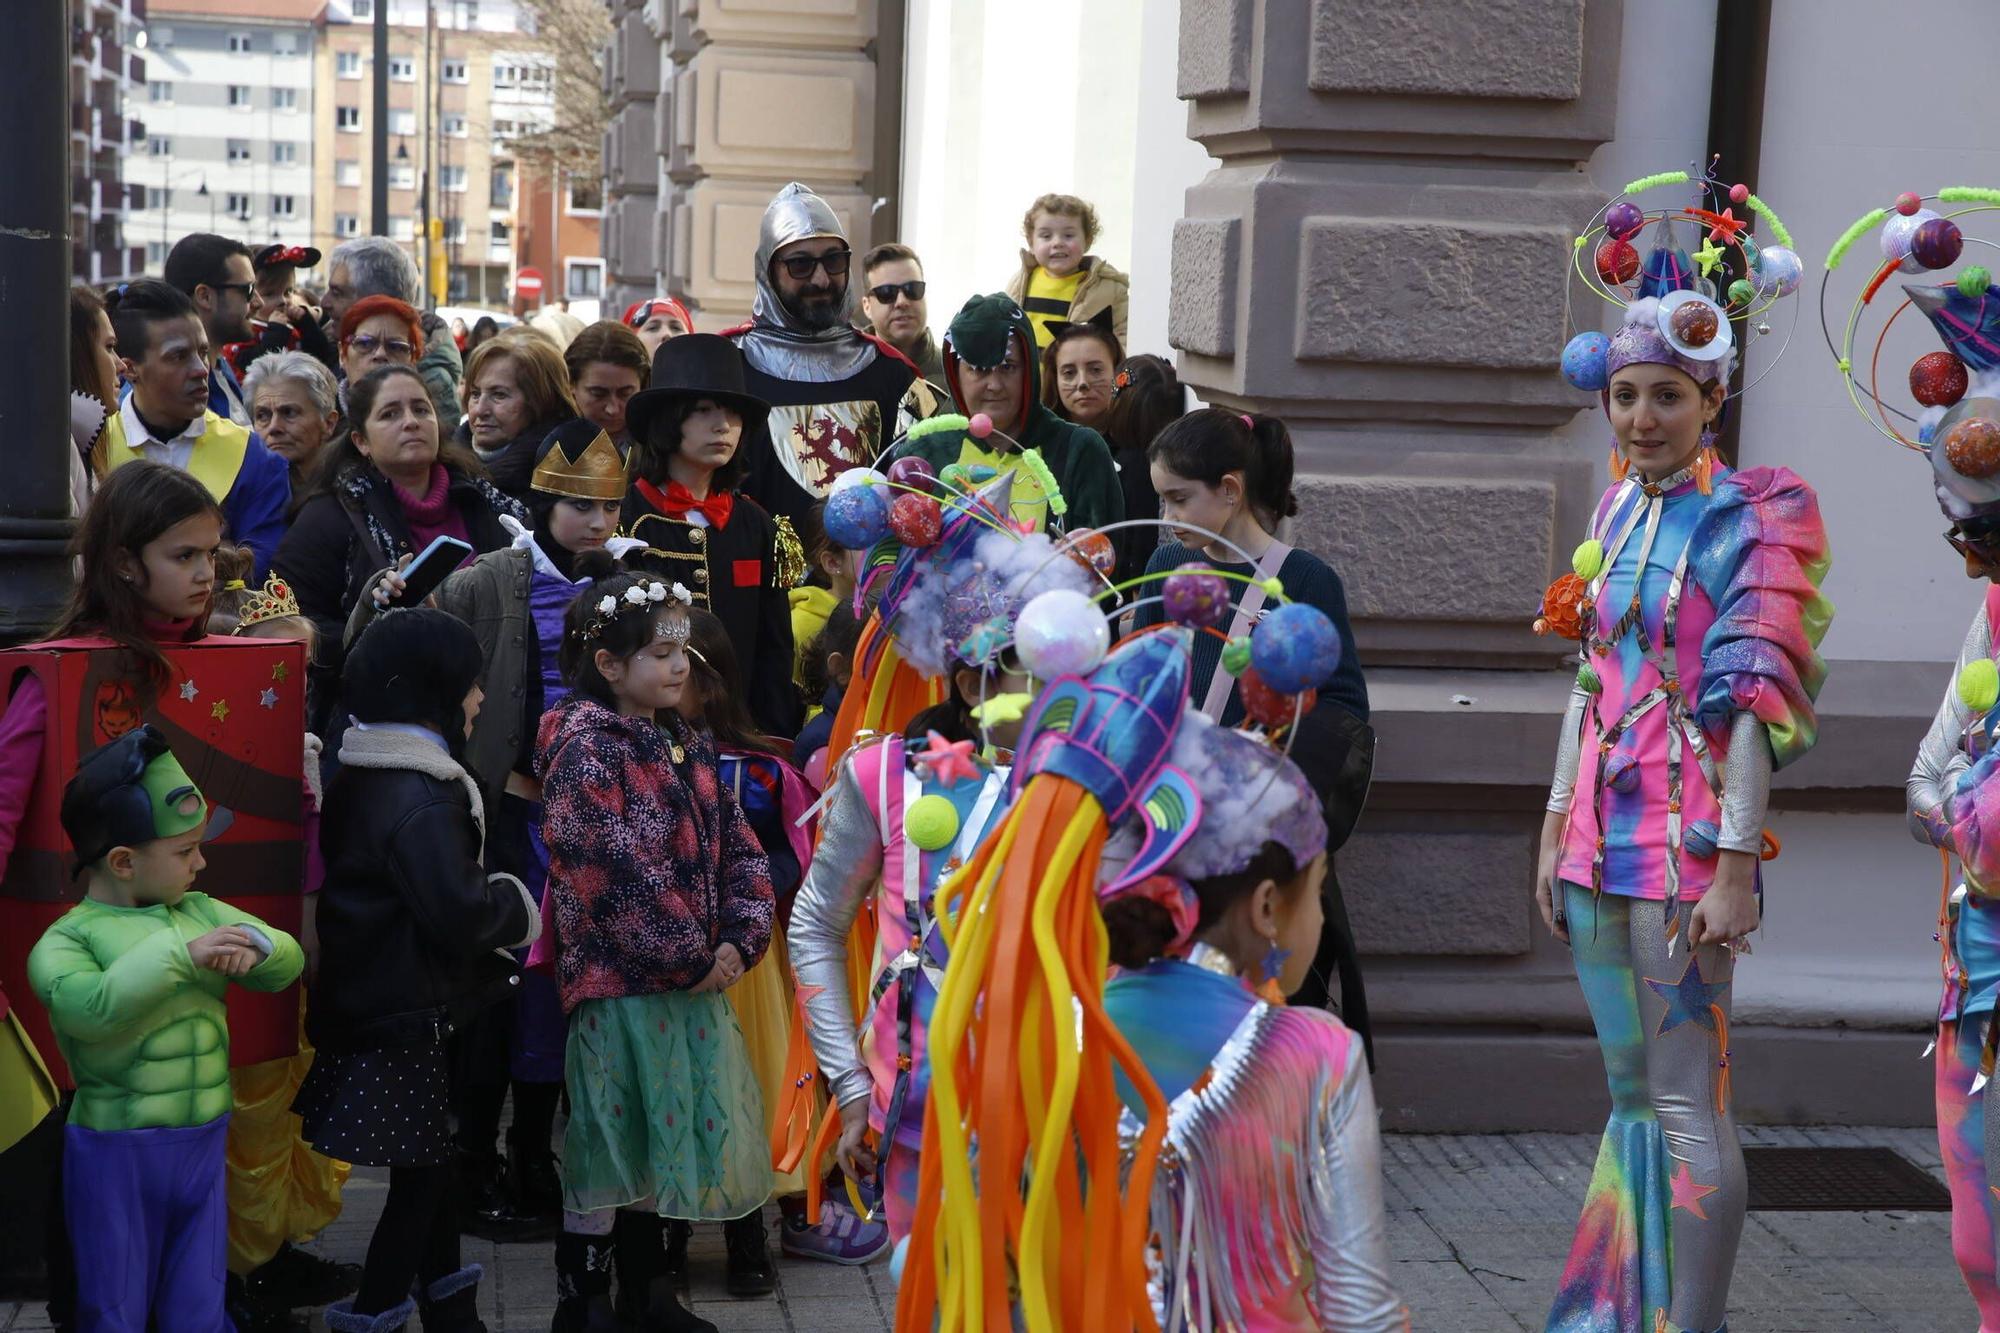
[1005,250,1129,346]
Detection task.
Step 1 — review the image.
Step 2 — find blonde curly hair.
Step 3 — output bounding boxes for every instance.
[1022,193,1098,248]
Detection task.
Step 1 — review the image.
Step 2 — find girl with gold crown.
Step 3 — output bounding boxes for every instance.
[1539,166,1833,1333]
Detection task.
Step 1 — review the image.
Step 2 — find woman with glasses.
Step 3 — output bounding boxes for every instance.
[338,295,424,382]
[1039,317,1123,434]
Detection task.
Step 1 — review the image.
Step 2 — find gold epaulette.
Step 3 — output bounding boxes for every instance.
[773,513,808,589]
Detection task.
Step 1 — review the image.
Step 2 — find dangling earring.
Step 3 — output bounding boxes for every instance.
[1608,446,1630,482]
[1259,936,1292,986]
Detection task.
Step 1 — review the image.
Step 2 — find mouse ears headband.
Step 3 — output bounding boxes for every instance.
[1561,162,1803,397]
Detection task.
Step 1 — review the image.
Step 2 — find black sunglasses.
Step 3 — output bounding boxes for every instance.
[776,248,852,281]
[868,280,925,305]
[210,282,254,300]
[1947,524,2000,564]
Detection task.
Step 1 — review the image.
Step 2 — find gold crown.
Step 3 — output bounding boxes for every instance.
[236,574,302,630]
[531,428,629,501]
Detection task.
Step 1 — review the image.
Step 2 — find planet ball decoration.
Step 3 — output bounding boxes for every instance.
[1595,238,1640,285]
[888,492,943,547]
[1728,183,1749,205]
[1945,416,2000,480]
[1604,752,1641,794]
[1571,538,1605,581]
[1250,602,1341,694]
[1727,278,1757,309]
[1013,587,1110,679]
[823,479,891,549]
[886,455,938,494]
[905,793,961,852]
[967,413,994,440]
[1896,192,1924,216]
[1961,266,1993,299]
[1561,331,1611,391]
[1219,636,1253,678]
[829,465,887,496]
[1604,201,1645,240]
[1239,667,1315,730]
[1882,207,1942,275]
[1913,217,1965,271]
[1161,567,1232,629]
[1669,299,1720,348]
[1911,351,1970,408]
[1063,529,1117,578]
[1959,657,2000,713]
[1754,245,1803,297]
[1682,820,1721,860]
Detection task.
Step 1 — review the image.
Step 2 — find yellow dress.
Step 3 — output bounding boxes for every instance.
[224,997,352,1274]
[0,997,57,1154]
[726,920,817,1196]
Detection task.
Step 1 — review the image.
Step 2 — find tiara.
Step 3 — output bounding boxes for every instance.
[235,575,301,630]
[578,579,692,640]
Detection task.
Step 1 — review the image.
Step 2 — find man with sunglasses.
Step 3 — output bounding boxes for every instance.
[859,243,945,388]
[725,182,921,524]
[165,232,259,427]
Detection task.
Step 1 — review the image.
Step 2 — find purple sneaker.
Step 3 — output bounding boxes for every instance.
[779,1196,890,1265]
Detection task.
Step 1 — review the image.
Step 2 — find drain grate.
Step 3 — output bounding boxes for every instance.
[1744,1147,1950,1212]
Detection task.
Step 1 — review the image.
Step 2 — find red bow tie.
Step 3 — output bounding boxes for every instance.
[638,477,734,529]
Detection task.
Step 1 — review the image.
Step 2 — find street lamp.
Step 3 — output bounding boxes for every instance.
[159,166,209,271]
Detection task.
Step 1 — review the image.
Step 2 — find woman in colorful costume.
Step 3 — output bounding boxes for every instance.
[788,469,1095,1245]
[1539,167,1833,1333]
[1098,710,1404,1331]
[1826,186,2000,1329]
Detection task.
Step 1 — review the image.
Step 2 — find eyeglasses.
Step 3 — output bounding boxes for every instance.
[776,248,852,281]
[347,333,414,358]
[211,282,254,300]
[868,280,925,305]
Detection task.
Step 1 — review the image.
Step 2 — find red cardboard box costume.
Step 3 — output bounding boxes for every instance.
[0,637,306,1083]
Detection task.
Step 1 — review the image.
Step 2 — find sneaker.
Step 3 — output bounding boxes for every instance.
[779,1196,890,1266]
[721,1213,776,1297]
[245,1242,364,1307]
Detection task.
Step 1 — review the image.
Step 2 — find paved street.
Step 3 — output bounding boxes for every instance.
[0,1123,1976,1331]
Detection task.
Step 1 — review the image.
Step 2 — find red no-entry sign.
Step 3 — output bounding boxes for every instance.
[515,266,545,300]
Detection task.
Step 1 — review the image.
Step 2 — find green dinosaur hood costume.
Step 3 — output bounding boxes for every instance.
[880,294,1122,534]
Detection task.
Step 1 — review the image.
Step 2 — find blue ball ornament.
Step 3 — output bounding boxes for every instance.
[823,482,890,549]
[1562,331,1611,390]
[1682,820,1720,860]
[1604,752,1641,794]
[1250,603,1340,695]
[1753,245,1802,298]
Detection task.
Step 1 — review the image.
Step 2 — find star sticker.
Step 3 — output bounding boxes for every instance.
[259,688,279,710]
[1706,206,1743,243]
[914,730,980,787]
[1670,1159,1718,1219]
[1693,236,1728,279]
[179,679,198,702]
[271,662,290,683]
[210,699,230,722]
[797,983,826,1006]
[1643,954,1729,1037]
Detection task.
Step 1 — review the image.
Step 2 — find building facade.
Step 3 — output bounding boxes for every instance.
[70,0,149,284]
[129,0,325,272]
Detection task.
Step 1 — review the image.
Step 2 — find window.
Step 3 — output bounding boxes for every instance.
[390,162,415,190]
[227,32,252,53]
[146,240,167,266]
[225,192,252,221]
[273,141,297,164]
[337,106,361,131]
[492,64,516,90]
[147,135,171,156]
[228,85,251,109]
[442,59,467,84]
[390,216,413,241]
[271,195,297,219]
[273,88,298,111]
[335,213,360,238]
[566,260,603,300]
[442,114,467,138]
[389,109,415,136]
[491,118,519,140]
[490,162,513,208]
[351,0,373,16]
[440,164,466,192]
[524,65,553,92]
[490,222,511,260]
[390,57,414,82]
[337,50,362,78]
[567,176,602,212]
[152,25,173,47]
[147,81,172,104]
[273,31,298,55]
[443,217,465,244]
[145,186,172,210]
[226,139,250,163]
[336,160,361,186]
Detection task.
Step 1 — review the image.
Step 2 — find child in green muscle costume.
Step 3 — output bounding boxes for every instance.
[29,724,302,1333]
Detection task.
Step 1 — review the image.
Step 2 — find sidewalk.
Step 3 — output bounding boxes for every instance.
[1,1124,1971,1331]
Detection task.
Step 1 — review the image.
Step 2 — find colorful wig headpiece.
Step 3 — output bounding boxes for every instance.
[1822,186,2000,522]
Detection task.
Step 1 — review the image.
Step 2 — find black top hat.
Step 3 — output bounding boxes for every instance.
[624,333,772,447]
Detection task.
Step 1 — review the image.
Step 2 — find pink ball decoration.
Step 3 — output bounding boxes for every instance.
[886,455,938,494]
[1604,201,1645,241]
[1913,217,1965,270]
[1911,351,1970,408]
[1161,567,1232,629]
[1896,192,1923,216]
[1595,238,1640,285]
[967,412,994,439]
[1728,183,1749,205]
[888,492,943,547]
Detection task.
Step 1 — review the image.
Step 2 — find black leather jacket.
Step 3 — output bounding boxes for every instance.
[309,759,532,1052]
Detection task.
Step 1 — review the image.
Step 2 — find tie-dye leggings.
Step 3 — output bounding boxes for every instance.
[1545,883,1743,1333]
[1938,1011,2000,1330]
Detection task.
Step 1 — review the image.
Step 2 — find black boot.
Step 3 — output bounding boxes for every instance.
[663,1218,692,1289]
[505,1143,563,1221]
[614,1211,717,1333]
[245,1241,364,1308]
[415,1263,487,1333]
[721,1211,775,1298]
[455,1147,550,1243]
[551,1233,620,1333]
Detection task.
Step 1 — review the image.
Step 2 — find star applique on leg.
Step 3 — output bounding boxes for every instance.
[1644,954,1729,1037]
[1670,1159,1718,1220]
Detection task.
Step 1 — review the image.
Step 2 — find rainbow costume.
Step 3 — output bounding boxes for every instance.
[1547,166,1832,1333]
[1826,186,2000,1332]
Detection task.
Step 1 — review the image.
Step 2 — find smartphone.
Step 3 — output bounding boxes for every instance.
[392,535,475,606]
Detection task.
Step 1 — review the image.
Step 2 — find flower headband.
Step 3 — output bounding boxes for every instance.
[577,580,692,641]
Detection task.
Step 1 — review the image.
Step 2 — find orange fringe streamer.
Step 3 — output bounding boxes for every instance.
[1608,447,1631,482]
[1693,445,1715,495]
[1710,1002,1732,1118]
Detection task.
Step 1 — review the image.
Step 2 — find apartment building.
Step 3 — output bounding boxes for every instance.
[71,0,150,283]
[129,0,326,274]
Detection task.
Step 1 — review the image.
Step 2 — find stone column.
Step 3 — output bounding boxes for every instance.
[1172,0,1628,1128]
[601,0,661,311]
